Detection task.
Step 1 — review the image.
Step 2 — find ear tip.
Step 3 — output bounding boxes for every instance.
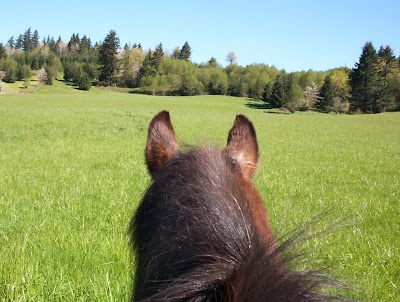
[155,110,170,120]
[234,114,256,136]
[150,110,171,126]
[235,114,252,125]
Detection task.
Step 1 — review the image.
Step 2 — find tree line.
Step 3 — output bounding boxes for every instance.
[1,28,399,113]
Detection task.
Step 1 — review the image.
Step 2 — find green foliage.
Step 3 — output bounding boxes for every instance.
[77,72,92,91]
[262,81,273,103]
[2,58,18,83]
[4,66,17,83]
[179,41,191,61]
[1,30,399,113]
[268,73,304,112]
[351,42,380,112]
[179,72,203,95]
[208,57,217,68]
[0,43,6,59]
[63,62,78,81]
[152,43,164,72]
[98,30,120,86]
[44,64,57,85]
[286,81,304,113]
[16,64,32,81]
[317,75,335,112]
[23,27,32,52]
[208,68,228,95]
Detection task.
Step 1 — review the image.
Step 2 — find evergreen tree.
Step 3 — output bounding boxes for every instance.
[123,43,130,53]
[79,35,91,54]
[48,37,56,53]
[351,42,380,112]
[270,74,286,107]
[262,81,274,103]
[16,35,23,49]
[32,30,39,48]
[4,64,17,83]
[171,47,180,59]
[0,43,5,59]
[31,55,40,70]
[317,75,335,112]
[68,33,79,53]
[179,42,191,60]
[22,27,32,52]
[77,72,92,90]
[138,51,157,80]
[208,57,217,67]
[153,43,164,71]
[8,36,15,49]
[55,36,62,55]
[23,28,32,52]
[378,45,396,93]
[98,30,120,85]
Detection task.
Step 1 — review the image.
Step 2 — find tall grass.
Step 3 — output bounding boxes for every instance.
[0,83,399,300]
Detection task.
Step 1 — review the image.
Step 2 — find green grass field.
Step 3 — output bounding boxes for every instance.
[1,81,399,301]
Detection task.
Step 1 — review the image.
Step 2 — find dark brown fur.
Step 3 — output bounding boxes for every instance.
[130,111,341,301]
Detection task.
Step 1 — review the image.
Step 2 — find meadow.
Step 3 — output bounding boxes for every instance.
[0,81,399,301]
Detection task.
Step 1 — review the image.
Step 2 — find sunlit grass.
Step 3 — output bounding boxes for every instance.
[0,83,399,300]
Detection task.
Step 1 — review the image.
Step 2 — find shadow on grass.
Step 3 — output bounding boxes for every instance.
[59,79,75,87]
[245,99,291,114]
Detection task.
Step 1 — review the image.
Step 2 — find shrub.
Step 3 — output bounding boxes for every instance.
[37,68,48,83]
[3,65,17,83]
[77,73,91,91]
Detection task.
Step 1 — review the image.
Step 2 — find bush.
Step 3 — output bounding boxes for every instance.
[3,66,17,83]
[64,62,78,81]
[44,65,57,85]
[77,73,92,91]
[331,96,350,114]
[37,68,48,83]
[17,64,32,81]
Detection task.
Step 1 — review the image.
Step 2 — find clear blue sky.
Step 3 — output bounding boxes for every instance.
[1,0,399,72]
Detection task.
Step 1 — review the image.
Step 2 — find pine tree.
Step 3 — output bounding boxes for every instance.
[68,34,78,53]
[138,51,157,79]
[23,28,32,52]
[32,30,39,49]
[270,74,286,108]
[351,42,380,112]
[171,47,180,59]
[153,43,164,71]
[179,42,191,60]
[98,30,120,85]
[262,81,273,103]
[0,43,5,59]
[8,36,15,49]
[208,57,217,67]
[16,35,23,49]
[317,75,335,112]
[378,45,396,93]
[54,36,62,55]
[79,35,91,54]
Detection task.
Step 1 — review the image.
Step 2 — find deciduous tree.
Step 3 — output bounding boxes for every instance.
[226,51,237,65]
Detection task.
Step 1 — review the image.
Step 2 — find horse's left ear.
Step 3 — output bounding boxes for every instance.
[146,111,180,177]
[225,115,259,179]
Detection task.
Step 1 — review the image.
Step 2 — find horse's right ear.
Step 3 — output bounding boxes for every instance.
[145,111,179,177]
